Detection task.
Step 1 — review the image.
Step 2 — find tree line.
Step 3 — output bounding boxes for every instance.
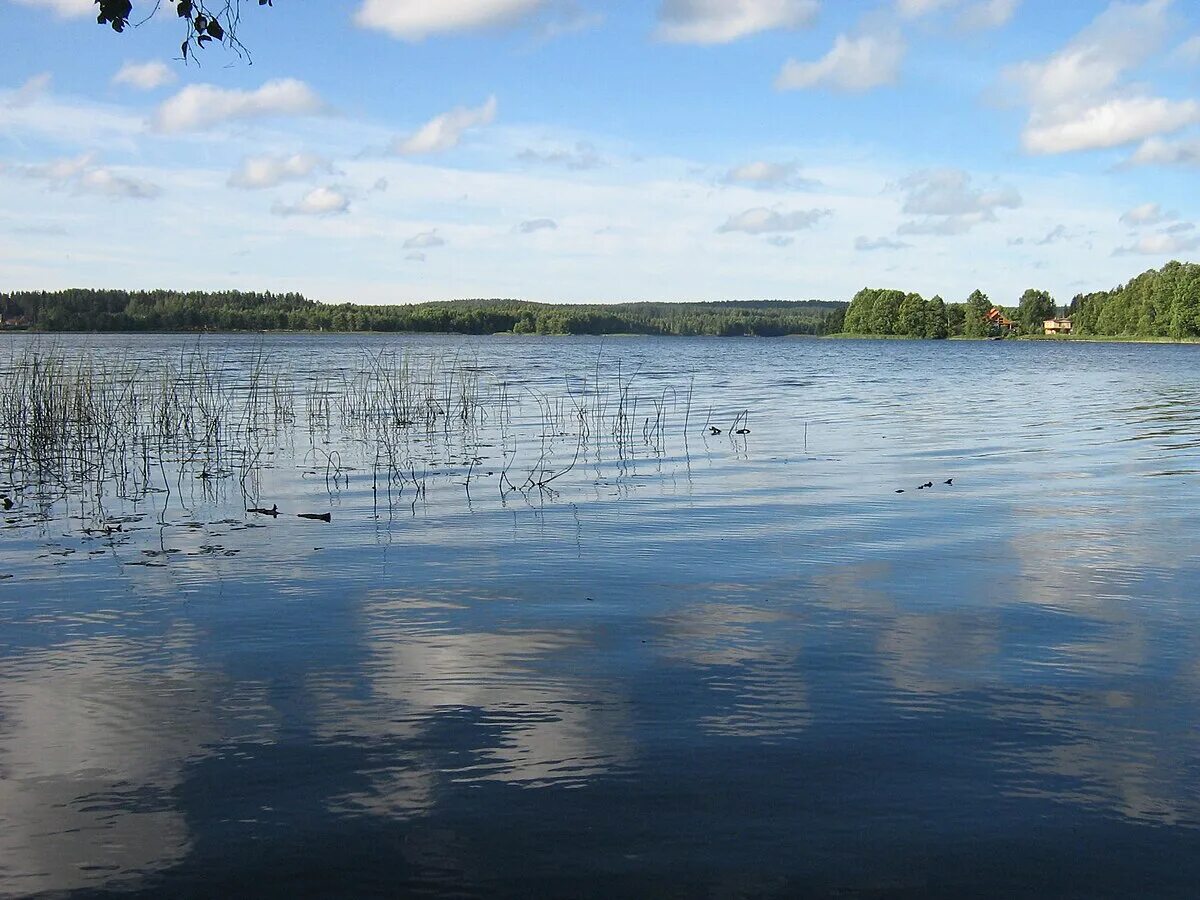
[0,290,846,337]
[3,262,1196,339]
[841,287,1055,338]
[840,261,1200,339]
[1068,261,1200,339]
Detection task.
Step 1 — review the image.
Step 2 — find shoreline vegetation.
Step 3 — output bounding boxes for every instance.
[0,345,711,519]
[2,261,1197,341]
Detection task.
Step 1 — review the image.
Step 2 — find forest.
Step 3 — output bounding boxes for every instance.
[1,262,1196,339]
[839,261,1200,339]
[0,291,846,336]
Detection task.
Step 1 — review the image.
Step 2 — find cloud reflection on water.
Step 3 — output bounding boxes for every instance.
[316,592,633,820]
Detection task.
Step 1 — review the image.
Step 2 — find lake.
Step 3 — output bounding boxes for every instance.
[2,333,1199,898]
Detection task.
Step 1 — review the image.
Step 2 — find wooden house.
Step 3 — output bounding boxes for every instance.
[985,307,1019,333]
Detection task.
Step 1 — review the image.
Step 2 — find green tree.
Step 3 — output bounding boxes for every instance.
[945,303,966,336]
[924,295,949,339]
[868,290,905,335]
[963,289,992,338]
[897,292,926,337]
[1017,289,1056,334]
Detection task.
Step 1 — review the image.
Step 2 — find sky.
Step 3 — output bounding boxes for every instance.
[1,0,1199,306]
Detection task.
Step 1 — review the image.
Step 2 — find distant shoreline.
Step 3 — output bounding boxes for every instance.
[825,332,1200,345]
[4,328,1200,344]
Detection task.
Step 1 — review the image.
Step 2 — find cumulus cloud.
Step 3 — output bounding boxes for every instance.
[896,0,1020,29]
[1172,34,1200,64]
[1035,224,1070,245]
[404,230,446,249]
[112,61,175,91]
[393,97,497,155]
[228,153,332,190]
[10,0,92,17]
[856,235,911,251]
[355,0,549,40]
[894,168,1020,235]
[75,168,162,199]
[517,218,558,233]
[271,186,350,217]
[723,160,816,189]
[1127,136,1200,166]
[516,141,603,170]
[717,206,831,234]
[657,0,819,44]
[5,73,52,108]
[1119,202,1177,226]
[1023,96,1200,155]
[1006,0,1171,110]
[13,153,160,199]
[776,31,905,92]
[1003,0,1195,154]
[896,0,957,18]
[1113,232,1200,255]
[153,79,324,132]
[958,0,1020,30]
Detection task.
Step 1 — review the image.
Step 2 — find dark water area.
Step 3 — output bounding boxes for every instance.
[2,333,1200,898]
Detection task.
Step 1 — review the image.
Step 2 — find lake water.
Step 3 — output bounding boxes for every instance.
[2,333,1200,898]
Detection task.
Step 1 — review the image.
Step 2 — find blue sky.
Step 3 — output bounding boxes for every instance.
[2,0,1199,305]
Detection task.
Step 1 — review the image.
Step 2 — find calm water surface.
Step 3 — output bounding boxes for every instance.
[2,334,1200,898]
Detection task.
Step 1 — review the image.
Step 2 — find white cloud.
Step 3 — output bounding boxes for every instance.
[112,61,176,92]
[1119,202,1176,226]
[271,186,350,217]
[1113,232,1200,255]
[657,0,819,44]
[717,206,831,234]
[1035,224,1070,245]
[723,160,815,189]
[153,79,325,133]
[516,141,603,170]
[1023,96,1200,155]
[895,168,1020,235]
[12,153,161,199]
[0,90,143,145]
[517,218,558,233]
[75,168,162,199]
[1127,136,1200,166]
[228,153,332,190]
[776,31,905,92]
[4,73,52,108]
[393,97,497,155]
[896,0,957,19]
[354,0,549,40]
[1172,35,1200,64]
[404,230,446,249]
[1006,0,1171,110]
[856,235,911,251]
[10,0,92,18]
[958,0,1020,30]
[1004,0,1188,154]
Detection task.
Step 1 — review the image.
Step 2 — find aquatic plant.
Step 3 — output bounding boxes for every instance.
[0,344,739,524]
